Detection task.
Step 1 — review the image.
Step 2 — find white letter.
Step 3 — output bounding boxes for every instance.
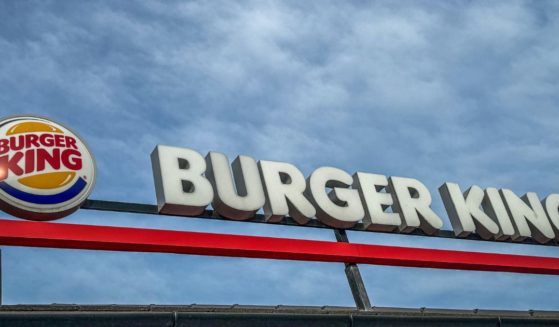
[258,160,316,224]
[151,145,213,216]
[388,176,443,235]
[306,167,365,228]
[353,172,401,231]
[500,189,555,243]
[439,183,499,239]
[483,187,515,240]
[205,152,265,220]
[543,194,559,240]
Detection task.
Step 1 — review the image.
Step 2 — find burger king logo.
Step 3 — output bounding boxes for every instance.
[0,116,95,220]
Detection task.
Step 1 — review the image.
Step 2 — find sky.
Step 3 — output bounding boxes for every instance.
[1,0,559,310]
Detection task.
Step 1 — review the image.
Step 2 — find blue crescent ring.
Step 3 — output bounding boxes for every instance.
[0,177,87,205]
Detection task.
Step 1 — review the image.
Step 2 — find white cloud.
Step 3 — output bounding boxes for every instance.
[1,0,559,309]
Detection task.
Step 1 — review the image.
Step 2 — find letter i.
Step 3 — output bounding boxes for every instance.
[25,149,35,174]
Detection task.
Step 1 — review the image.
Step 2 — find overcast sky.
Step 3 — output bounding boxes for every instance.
[1,0,559,310]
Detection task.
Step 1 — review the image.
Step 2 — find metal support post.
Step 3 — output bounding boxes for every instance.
[334,229,372,311]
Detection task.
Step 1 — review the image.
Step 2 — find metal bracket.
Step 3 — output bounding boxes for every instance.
[334,229,372,311]
[81,199,559,247]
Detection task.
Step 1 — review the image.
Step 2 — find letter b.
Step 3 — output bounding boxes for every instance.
[151,145,214,216]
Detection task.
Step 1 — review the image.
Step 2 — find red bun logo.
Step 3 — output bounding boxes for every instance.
[0,116,96,220]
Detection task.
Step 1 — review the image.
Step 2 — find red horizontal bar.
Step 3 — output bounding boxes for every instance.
[0,219,559,275]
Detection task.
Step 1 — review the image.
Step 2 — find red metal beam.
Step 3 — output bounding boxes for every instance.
[0,218,559,275]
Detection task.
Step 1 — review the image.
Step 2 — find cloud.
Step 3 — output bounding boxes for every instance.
[1,0,559,309]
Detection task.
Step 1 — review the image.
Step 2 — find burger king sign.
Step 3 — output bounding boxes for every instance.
[0,116,95,220]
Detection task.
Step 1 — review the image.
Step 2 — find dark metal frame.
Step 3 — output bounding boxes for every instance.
[334,230,371,310]
[82,199,378,309]
[2,199,555,309]
[79,199,558,311]
[82,199,559,246]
